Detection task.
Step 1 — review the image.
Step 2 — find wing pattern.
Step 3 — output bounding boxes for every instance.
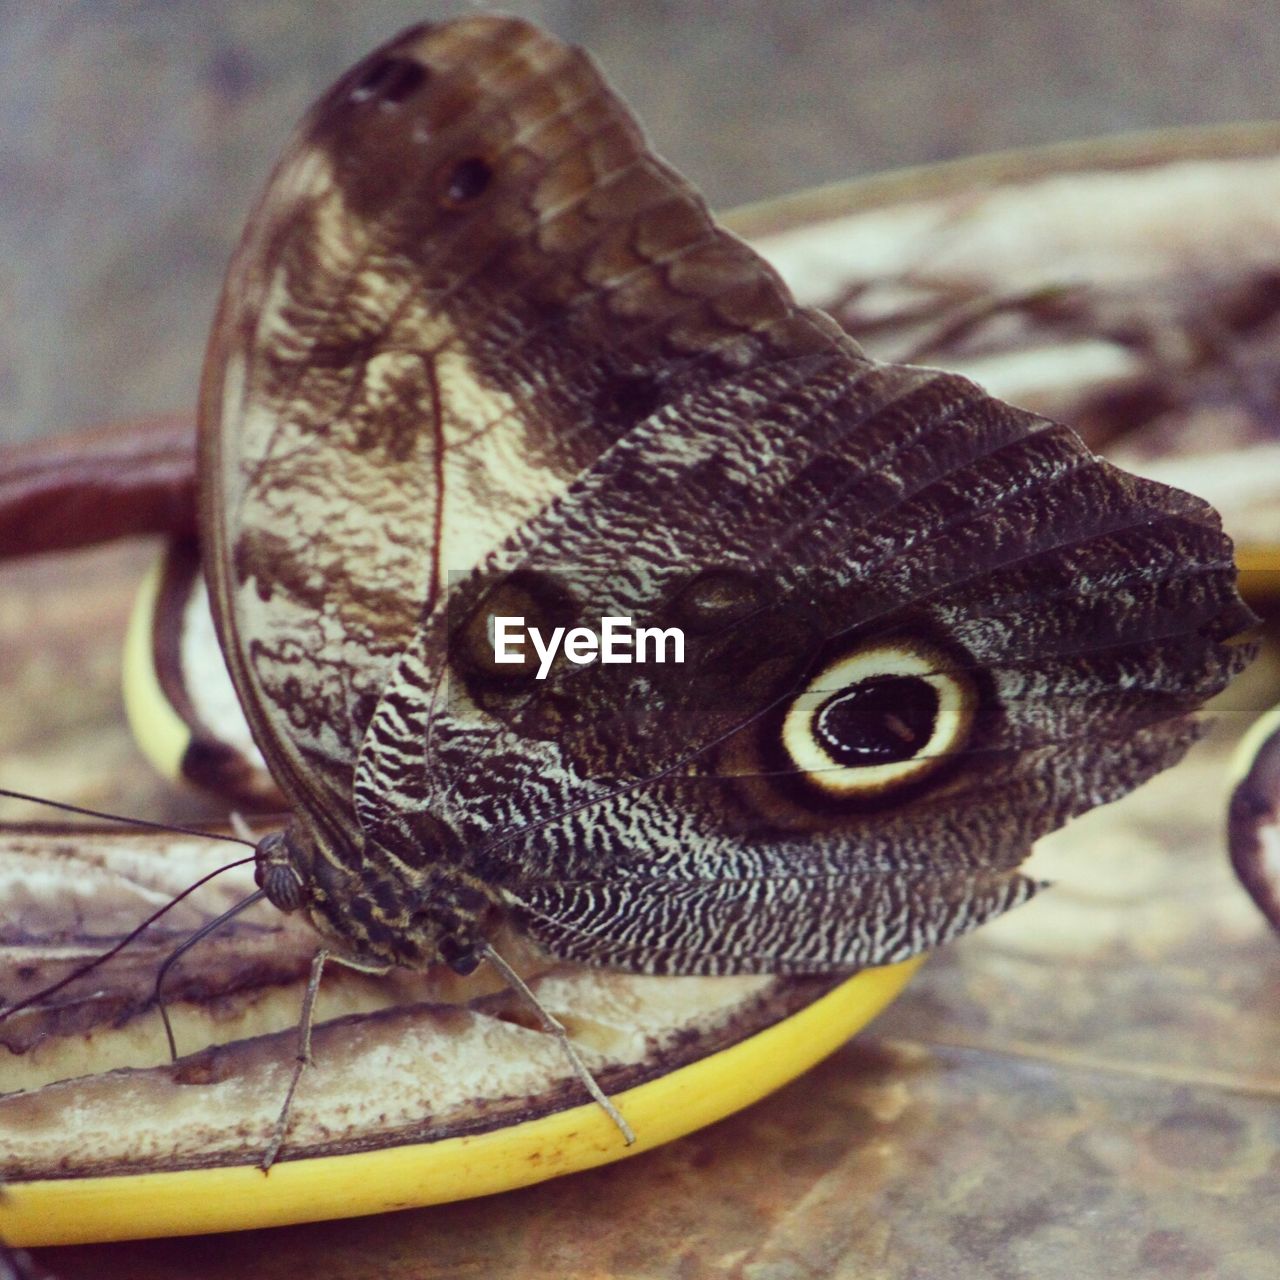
[200,16,1254,974]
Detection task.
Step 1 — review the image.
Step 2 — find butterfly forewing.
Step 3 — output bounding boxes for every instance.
[198,16,851,860]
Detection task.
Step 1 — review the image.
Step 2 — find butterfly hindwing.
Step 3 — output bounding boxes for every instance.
[352,349,1249,972]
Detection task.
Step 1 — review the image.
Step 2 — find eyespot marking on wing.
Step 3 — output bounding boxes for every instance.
[780,639,977,797]
[455,571,578,683]
[442,155,495,206]
[349,55,431,107]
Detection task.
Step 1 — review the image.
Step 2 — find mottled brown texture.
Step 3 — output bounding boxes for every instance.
[196,17,852,911]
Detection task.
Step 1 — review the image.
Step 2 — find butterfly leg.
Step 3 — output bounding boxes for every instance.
[479,943,636,1146]
[260,946,392,1172]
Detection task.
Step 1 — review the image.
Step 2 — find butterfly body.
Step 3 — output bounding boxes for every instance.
[199,17,1252,995]
[254,823,496,972]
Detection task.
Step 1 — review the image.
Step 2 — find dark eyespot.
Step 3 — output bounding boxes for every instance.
[454,571,577,683]
[444,156,493,205]
[351,56,429,106]
[814,676,939,766]
[777,637,978,801]
[671,568,762,634]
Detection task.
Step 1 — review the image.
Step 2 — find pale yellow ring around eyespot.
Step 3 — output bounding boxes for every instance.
[781,642,973,795]
[0,957,921,1246]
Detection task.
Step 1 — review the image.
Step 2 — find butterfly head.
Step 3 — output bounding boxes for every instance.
[253,828,307,913]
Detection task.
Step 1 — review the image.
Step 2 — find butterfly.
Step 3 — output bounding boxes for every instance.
[195,15,1252,1155]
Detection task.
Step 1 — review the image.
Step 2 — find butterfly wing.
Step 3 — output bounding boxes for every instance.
[355,348,1252,972]
[198,16,848,846]
[201,15,1253,974]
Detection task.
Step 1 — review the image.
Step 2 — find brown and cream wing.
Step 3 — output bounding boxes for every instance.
[197,16,852,829]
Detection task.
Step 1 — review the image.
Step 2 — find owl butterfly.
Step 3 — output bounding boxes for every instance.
[198,16,1250,1154]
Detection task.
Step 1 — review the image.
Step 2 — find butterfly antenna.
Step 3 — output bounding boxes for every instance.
[0,854,256,1025]
[479,942,636,1146]
[0,786,258,848]
[154,888,267,1060]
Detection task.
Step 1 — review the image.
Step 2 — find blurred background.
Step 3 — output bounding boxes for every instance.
[2,0,1278,445]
